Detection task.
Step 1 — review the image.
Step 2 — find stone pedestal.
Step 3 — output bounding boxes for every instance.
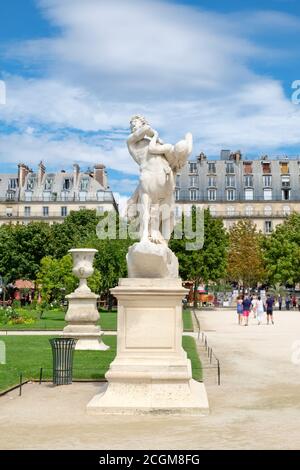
[87,278,209,414]
[62,248,109,351]
[63,291,108,351]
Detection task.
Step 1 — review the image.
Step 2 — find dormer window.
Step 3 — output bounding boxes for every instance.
[27,178,35,191]
[189,162,197,174]
[44,177,53,191]
[63,178,71,191]
[8,178,18,190]
[226,162,235,174]
[80,178,89,191]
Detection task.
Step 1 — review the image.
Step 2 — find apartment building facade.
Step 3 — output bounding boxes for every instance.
[175,150,300,233]
[0,161,118,225]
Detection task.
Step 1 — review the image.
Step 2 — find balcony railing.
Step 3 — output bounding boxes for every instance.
[0,192,115,203]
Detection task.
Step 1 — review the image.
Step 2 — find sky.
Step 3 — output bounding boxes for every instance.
[1,0,300,206]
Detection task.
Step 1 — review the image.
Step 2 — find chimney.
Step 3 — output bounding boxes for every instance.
[94,164,107,188]
[73,164,80,186]
[18,163,30,188]
[38,161,46,185]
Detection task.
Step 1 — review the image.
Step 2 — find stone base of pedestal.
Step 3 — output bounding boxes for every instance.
[87,379,208,415]
[86,278,209,415]
[63,325,109,351]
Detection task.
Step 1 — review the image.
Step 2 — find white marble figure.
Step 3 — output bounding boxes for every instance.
[127,115,192,245]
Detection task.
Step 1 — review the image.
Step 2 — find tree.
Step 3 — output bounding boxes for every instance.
[170,207,228,301]
[227,219,266,289]
[262,213,300,287]
[37,254,102,303]
[49,209,103,259]
[0,222,52,282]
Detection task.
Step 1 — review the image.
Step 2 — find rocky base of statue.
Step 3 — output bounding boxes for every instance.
[63,291,109,351]
[86,278,209,415]
[127,240,179,278]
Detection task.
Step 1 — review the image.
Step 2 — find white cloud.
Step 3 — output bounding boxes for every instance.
[1,0,300,191]
[0,131,138,174]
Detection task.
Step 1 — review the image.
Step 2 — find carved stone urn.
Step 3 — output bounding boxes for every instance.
[63,248,109,350]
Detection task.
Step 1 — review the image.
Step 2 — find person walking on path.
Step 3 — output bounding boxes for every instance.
[251,296,258,319]
[292,295,297,310]
[242,295,252,326]
[237,297,244,325]
[266,294,274,325]
[278,294,282,311]
[256,296,265,325]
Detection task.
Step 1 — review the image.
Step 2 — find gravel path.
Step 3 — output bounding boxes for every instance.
[0,309,299,450]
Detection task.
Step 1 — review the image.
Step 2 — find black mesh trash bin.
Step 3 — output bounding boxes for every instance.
[49,338,77,385]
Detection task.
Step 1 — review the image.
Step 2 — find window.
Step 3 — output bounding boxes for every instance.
[189,162,197,174]
[61,207,68,217]
[265,220,272,234]
[97,206,104,214]
[208,189,217,201]
[263,175,272,187]
[208,162,216,174]
[43,207,49,217]
[27,179,35,191]
[175,174,181,186]
[226,189,236,201]
[226,175,235,187]
[24,207,31,217]
[6,192,15,201]
[44,178,53,191]
[189,189,198,201]
[227,206,235,216]
[226,162,235,174]
[262,162,271,174]
[243,163,253,174]
[8,178,18,190]
[80,178,89,191]
[263,189,272,201]
[264,206,272,216]
[244,175,253,187]
[282,189,290,201]
[281,175,290,187]
[63,178,71,190]
[245,206,253,216]
[175,189,180,201]
[280,162,289,174]
[283,206,291,216]
[189,176,197,187]
[208,176,216,187]
[245,188,254,201]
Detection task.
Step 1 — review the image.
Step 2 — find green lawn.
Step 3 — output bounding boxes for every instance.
[182,309,194,332]
[0,335,202,393]
[0,308,193,333]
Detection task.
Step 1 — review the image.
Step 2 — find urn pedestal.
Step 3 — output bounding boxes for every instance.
[63,249,109,351]
[87,278,209,414]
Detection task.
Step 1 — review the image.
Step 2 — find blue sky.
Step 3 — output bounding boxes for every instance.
[1,0,300,203]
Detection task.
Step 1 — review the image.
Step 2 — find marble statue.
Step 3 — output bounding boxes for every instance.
[126,115,193,278]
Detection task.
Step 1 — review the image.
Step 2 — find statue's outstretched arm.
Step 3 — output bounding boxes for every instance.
[149,132,173,155]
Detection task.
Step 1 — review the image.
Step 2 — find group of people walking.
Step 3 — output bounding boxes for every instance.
[236,294,275,326]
